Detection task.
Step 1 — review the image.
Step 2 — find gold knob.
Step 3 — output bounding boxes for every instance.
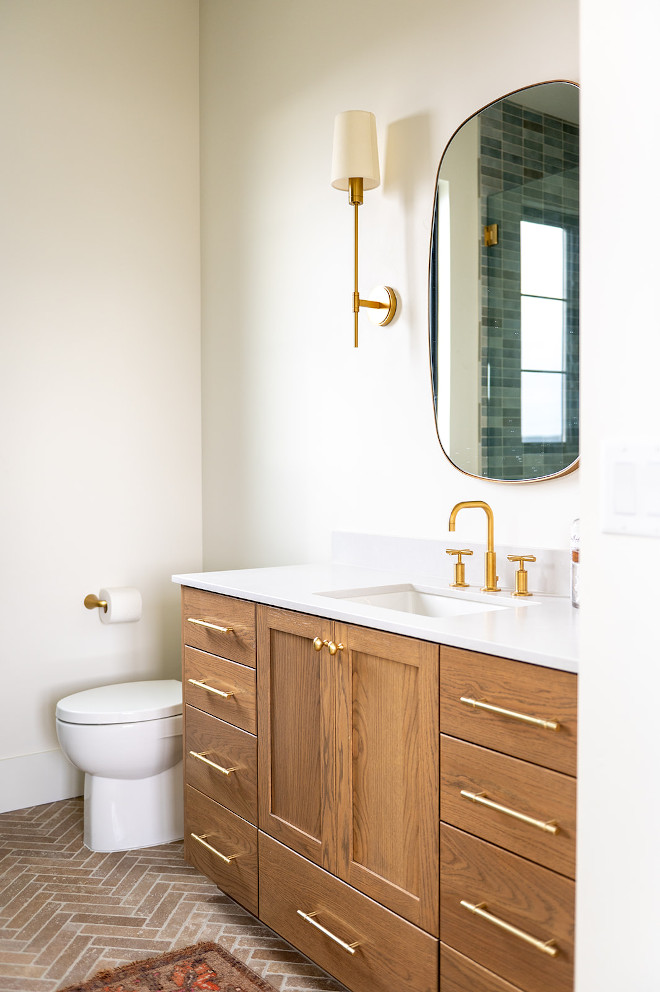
[446,548,473,588]
[313,637,345,654]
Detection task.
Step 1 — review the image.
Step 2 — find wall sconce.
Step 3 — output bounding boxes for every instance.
[331,110,397,347]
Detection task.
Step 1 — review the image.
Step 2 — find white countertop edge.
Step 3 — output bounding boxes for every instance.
[172,562,579,674]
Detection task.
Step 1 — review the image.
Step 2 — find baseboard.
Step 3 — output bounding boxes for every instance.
[0,748,83,813]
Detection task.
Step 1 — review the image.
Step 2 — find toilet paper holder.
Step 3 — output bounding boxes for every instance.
[83,587,142,623]
[84,594,108,613]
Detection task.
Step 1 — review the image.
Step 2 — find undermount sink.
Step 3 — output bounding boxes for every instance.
[318,583,514,619]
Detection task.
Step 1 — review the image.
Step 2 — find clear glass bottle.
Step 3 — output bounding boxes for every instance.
[570,518,580,608]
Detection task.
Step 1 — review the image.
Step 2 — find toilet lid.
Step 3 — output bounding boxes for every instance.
[56,680,182,725]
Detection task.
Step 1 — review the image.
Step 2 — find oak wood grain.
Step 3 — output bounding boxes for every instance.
[440,646,577,775]
[184,785,258,916]
[185,704,257,824]
[259,832,438,992]
[257,606,337,870]
[440,824,574,992]
[184,645,257,733]
[441,735,576,878]
[181,587,256,667]
[335,622,439,936]
[440,942,526,992]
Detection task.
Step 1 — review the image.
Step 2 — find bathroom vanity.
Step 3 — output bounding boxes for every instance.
[173,74,583,990]
[174,550,578,992]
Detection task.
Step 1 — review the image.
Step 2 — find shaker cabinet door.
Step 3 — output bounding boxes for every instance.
[257,606,337,870]
[258,607,440,935]
[335,623,440,936]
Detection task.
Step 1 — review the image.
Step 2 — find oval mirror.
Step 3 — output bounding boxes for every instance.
[429,81,579,482]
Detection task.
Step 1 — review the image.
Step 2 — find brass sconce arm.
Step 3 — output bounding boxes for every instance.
[347,177,396,346]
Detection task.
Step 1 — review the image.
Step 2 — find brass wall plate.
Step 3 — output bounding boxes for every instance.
[366,285,398,325]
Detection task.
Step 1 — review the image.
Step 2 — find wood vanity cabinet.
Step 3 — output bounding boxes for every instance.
[179,586,578,992]
[439,645,578,992]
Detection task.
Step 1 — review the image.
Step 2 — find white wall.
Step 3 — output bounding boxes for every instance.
[200,0,579,573]
[576,1,660,988]
[0,0,202,810]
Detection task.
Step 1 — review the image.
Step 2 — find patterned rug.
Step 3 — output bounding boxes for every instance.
[57,941,278,992]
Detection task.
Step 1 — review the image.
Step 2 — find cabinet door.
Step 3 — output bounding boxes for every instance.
[257,606,337,870]
[335,623,439,936]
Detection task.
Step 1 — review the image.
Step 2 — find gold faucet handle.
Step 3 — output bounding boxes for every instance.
[507,555,536,597]
[446,548,473,588]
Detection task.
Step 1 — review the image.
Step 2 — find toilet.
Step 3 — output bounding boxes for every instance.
[56,680,184,852]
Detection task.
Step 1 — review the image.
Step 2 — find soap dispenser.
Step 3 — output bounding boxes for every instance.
[570,519,580,608]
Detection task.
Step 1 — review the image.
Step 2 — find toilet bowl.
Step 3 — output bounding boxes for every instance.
[56,680,184,852]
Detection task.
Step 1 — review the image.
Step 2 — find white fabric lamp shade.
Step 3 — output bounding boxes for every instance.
[331,110,380,191]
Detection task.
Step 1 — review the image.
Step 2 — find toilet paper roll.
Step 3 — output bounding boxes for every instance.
[99,587,142,624]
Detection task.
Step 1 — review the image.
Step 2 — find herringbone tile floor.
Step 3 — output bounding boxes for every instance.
[0,798,347,992]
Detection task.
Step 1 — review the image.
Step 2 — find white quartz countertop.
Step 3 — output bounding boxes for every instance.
[172,560,579,674]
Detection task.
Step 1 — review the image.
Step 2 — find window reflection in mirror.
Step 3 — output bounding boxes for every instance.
[520,220,566,443]
[430,81,579,483]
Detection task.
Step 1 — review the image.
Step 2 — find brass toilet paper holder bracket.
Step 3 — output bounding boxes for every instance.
[84,594,108,613]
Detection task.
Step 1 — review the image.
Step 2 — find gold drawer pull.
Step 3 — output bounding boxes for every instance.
[190,832,238,864]
[296,910,360,955]
[460,790,559,835]
[187,678,235,699]
[189,750,238,776]
[460,696,560,732]
[460,900,559,957]
[187,617,234,633]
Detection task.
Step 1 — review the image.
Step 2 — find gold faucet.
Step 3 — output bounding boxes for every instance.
[448,501,500,592]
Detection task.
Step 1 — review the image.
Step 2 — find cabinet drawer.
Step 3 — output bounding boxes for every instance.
[182,587,256,668]
[441,736,576,878]
[441,824,574,992]
[185,705,257,824]
[440,646,577,775]
[184,645,256,733]
[184,786,258,916]
[259,832,438,992]
[441,943,525,992]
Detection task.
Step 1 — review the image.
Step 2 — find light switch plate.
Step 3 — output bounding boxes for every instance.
[601,439,660,537]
